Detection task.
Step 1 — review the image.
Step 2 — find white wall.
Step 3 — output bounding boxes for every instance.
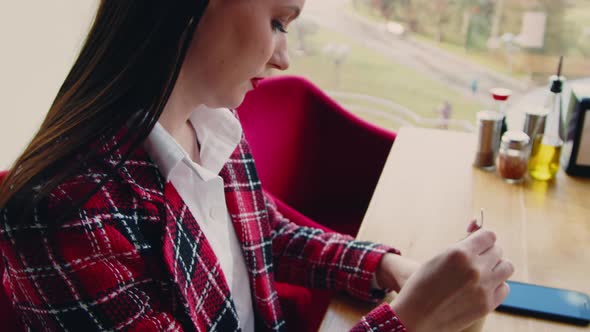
[0,1,99,169]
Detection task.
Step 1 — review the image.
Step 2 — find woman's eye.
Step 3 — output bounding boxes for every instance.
[271,20,288,33]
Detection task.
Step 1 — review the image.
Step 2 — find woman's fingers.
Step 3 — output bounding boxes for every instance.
[491,259,515,283]
[463,229,496,255]
[479,244,503,269]
[492,282,511,309]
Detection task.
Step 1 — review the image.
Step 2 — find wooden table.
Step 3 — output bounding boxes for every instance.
[319,127,590,331]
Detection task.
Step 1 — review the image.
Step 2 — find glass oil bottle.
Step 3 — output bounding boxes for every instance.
[529,57,565,181]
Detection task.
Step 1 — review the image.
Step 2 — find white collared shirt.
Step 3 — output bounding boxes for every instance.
[143,105,254,332]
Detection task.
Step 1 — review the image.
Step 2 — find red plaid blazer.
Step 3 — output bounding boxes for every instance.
[0,129,406,331]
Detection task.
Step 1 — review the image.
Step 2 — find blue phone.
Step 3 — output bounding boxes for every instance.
[496,280,590,326]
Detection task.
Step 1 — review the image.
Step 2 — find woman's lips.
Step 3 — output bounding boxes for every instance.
[250,78,264,89]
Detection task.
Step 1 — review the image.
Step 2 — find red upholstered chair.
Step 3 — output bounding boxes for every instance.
[238,75,396,237]
[0,170,22,331]
[237,75,396,332]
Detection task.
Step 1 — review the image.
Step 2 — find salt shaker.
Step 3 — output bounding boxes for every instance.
[474,110,504,170]
[497,131,531,183]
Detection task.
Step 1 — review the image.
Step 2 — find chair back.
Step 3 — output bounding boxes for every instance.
[237,76,396,230]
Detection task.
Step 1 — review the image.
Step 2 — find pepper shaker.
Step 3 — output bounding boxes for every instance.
[474,110,504,170]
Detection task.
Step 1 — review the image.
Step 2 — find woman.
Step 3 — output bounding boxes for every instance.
[0,1,513,331]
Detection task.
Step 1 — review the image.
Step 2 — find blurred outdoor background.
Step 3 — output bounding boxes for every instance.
[1,0,589,168]
[286,0,590,131]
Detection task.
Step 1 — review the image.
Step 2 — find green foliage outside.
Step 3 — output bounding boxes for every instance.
[359,0,589,56]
[351,0,590,83]
[285,27,484,131]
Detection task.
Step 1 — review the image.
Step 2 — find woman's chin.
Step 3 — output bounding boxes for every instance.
[227,96,246,109]
[227,91,250,109]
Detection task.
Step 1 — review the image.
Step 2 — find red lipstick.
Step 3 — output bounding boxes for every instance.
[251,78,264,89]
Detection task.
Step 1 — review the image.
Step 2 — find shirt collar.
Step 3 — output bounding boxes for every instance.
[143,105,243,182]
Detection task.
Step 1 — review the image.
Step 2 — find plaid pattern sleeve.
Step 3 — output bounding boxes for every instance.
[350,304,407,332]
[263,193,401,303]
[0,171,186,331]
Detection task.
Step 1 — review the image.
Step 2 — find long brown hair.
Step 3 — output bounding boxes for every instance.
[0,0,208,224]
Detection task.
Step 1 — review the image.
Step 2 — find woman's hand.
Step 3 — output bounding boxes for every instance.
[375,253,421,292]
[375,218,482,293]
[389,228,514,332]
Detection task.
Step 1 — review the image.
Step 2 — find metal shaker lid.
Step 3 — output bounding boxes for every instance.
[501,131,530,150]
[477,110,504,122]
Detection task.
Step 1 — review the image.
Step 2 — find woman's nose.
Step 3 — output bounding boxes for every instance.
[269,42,290,71]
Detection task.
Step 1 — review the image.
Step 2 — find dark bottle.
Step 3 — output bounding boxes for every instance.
[490,88,512,136]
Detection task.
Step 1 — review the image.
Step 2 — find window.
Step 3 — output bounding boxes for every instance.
[286,0,590,132]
